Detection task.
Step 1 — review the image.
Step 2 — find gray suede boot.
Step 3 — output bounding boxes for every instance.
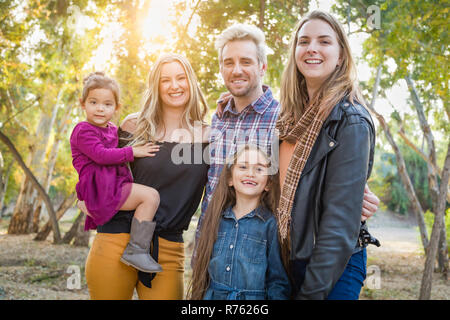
[120,217,162,273]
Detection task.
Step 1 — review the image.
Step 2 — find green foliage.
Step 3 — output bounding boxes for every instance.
[371,143,433,215]
[0,0,109,205]
[334,0,449,216]
[334,0,449,134]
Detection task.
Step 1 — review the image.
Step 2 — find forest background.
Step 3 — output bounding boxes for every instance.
[0,0,448,300]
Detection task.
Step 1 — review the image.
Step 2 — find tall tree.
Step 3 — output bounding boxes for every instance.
[2,0,109,238]
[420,143,450,299]
[333,0,449,291]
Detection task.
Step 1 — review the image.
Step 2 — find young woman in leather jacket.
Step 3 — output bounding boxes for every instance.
[276,10,378,300]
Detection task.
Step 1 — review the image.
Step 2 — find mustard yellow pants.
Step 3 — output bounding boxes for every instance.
[85,232,185,300]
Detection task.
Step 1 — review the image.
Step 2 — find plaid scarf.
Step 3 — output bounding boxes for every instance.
[276,104,324,242]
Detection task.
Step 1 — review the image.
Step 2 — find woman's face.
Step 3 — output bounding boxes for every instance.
[295,19,342,89]
[159,61,190,110]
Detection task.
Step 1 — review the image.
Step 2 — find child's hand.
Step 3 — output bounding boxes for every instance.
[132,143,160,158]
[77,201,93,218]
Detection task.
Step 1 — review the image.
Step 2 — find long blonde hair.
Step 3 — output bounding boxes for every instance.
[128,54,208,146]
[187,145,280,300]
[279,10,366,125]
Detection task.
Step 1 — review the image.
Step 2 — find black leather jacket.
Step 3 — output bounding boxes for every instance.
[289,99,375,300]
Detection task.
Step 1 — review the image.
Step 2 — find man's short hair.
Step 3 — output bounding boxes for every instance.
[215,23,267,66]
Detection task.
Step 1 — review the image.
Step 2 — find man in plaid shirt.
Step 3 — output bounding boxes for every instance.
[195,24,279,240]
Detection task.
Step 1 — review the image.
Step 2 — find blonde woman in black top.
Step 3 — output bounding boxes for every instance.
[84,53,210,299]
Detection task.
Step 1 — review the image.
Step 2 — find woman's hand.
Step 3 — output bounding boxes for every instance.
[132,143,160,158]
[361,184,380,222]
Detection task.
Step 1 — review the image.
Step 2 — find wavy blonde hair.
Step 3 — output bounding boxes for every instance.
[128,53,208,146]
[279,10,366,125]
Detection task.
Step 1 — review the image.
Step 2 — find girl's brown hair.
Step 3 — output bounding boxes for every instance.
[278,10,366,125]
[81,71,120,107]
[187,145,280,300]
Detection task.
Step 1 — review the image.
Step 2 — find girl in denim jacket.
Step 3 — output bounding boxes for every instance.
[189,145,291,300]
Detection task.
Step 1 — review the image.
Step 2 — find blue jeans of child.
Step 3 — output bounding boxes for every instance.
[326,248,367,300]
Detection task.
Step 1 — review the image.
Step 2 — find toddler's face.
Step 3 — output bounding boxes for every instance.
[81,88,117,127]
[229,149,270,200]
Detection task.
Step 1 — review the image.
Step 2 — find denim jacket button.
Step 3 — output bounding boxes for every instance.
[229,244,234,249]
[226,266,231,271]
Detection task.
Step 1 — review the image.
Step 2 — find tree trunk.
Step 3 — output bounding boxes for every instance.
[419,143,450,299]
[259,0,265,30]
[437,222,448,279]
[405,74,448,273]
[31,203,43,233]
[8,175,35,233]
[0,130,61,243]
[0,157,13,215]
[368,65,429,250]
[33,102,73,232]
[62,211,90,247]
[9,101,59,234]
[73,213,90,247]
[0,151,4,209]
[34,193,77,241]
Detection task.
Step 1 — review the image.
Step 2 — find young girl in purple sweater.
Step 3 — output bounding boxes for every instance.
[70,72,162,274]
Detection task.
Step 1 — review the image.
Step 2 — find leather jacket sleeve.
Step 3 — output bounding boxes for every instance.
[296,118,373,300]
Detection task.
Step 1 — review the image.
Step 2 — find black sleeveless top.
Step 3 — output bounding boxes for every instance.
[97,129,210,243]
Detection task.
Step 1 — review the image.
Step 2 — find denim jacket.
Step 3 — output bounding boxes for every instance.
[203,206,291,300]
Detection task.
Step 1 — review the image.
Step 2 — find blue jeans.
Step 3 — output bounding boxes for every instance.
[327,248,367,300]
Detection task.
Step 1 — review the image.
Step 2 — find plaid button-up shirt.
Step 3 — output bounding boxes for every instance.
[196,86,280,237]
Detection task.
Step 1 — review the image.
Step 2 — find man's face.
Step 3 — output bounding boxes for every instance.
[219,40,266,99]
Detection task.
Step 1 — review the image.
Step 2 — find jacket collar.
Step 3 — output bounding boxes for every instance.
[323,98,346,125]
[222,205,272,222]
[324,98,374,128]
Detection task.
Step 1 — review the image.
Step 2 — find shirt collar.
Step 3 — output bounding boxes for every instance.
[221,85,273,118]
[222,205,271,222]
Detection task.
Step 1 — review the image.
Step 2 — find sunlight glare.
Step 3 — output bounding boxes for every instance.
[141,0,175,52]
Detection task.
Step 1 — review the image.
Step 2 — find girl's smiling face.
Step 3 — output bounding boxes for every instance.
[295,19,342,89]
[229,149,270,200]
[81,88,117,127]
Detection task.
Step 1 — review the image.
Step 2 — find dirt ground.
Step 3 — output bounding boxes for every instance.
[359,210,448,300]
[0,210,448,300]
